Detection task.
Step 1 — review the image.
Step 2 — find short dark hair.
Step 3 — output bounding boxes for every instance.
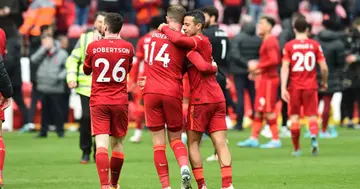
[294,17,308,33]
[150,16,166,30]
[201,6,219,22]
[291,12,305,22]
[94,11,107,20]
[40,25,52,34]
[184,10,206,29]
[260,15,276,28]
[104,13,124,33]
[167,5,187,23]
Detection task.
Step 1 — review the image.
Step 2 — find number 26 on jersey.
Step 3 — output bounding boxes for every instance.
[95,58,127,82]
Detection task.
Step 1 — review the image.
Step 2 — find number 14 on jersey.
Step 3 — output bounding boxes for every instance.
[149,42,170,67]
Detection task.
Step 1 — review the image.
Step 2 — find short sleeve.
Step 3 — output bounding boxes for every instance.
[282,43,291,62]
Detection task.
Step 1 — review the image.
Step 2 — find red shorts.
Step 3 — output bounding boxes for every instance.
[90,105,128,137]
[288,89,318,116]
[186,102,227,134]
[254,77,279,113]
[143,94,183,131]
[0,110,4,121]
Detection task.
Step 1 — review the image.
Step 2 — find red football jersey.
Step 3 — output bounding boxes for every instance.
[187,35,225,105]
[258,36,281,78]
[0,29,6,59]
[84,38,134,106]
[143,31,186,100]
[282,39,325,90]
[129,31,153,85]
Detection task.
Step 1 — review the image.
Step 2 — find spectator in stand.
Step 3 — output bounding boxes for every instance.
[0,0,31,130]
[74,0,91,26]
[228,18,261,130]
[342,17,360,129]
[195,0,213,9]
[276,0,300,21]
[248,0,264,23]
[222,0,244,24]
[313,15,346,138]
[132,0,162,35]
[20,25,54,133]
[31,34,68,138]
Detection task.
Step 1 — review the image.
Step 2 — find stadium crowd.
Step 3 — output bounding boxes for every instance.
[0,0,360,187]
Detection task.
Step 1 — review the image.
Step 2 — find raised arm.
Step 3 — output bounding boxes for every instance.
[161,26,197,49]
[186,51,217,74]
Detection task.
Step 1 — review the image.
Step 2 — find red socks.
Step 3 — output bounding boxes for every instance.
[153,145,170,188]
[267,118,279,140]
[95,147,110,186]
[110,151,124,187]
[251,117,263,139]
[221,166,233,188]
[290,122,301,151]
[309,119,319,137]
[0,137,5,177]
[170,139,188,167]
[193,167,205,189]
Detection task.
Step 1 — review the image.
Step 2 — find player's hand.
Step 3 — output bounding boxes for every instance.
[158,23,168,31]
[67,81,77,89]
[137,76,146,90]
[281,89,290,103]
[248,73,255,81]
[320,82,328,91]
[248,60,258,72]
[346,55,356,64]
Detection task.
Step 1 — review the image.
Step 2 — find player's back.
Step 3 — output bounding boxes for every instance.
[203,26,229,71]
[284,38,324,90]
[143,31,185,99]
[89,39,134,106]
[187,35,225,105]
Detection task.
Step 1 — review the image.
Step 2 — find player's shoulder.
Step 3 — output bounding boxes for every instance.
[0,28,5,37]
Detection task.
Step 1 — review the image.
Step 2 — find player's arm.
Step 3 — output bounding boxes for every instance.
[129,42,144,86]
[257,40,281,70]
[83,43,93,75]
[316,44,328,90]
[186,50,217,74]
[161,26,197,49]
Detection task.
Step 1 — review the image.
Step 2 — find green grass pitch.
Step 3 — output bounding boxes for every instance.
[2,128,360,189]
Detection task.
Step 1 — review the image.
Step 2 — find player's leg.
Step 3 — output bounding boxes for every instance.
[237,79,265,147]
[208,102,234,189]
[130,91,144,143]
[0,111,5,187]
[144,94,170,189]
[319,93,333,138]
[187,130,206,189]
[109,105,128,189]
[287,89,302,156]
[261,78,281,148]
[164,96,191,189]
[304,90,320,156]
[91,106,111,188]
[237,111,262,147]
